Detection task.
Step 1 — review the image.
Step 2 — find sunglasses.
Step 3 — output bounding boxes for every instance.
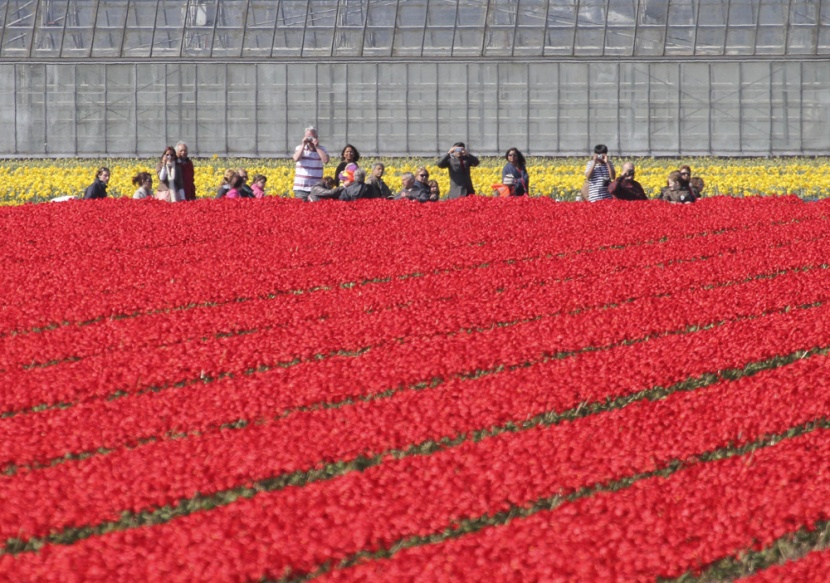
[418,173,428,178]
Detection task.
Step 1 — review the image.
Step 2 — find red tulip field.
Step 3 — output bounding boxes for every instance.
[2,196,830,581]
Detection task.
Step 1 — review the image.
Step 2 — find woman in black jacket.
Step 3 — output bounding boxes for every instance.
[83,167,110,199]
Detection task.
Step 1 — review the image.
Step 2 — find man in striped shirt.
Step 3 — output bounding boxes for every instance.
[292,126,330,200]
[584,144,616,202]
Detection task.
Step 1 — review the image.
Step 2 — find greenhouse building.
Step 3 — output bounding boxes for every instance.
[0,0,828,157]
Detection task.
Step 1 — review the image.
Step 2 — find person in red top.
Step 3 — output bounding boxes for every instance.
[176,142,196,201]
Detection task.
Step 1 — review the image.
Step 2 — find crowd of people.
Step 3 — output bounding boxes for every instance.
[81,130,704,204]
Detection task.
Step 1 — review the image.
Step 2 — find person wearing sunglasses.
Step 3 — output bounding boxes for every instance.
[414,167,433,200]
[608,162,647,200]
[502,148,530,196]
[678,165,699,200]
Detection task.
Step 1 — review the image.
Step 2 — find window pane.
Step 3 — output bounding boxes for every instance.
[695,26,726,54]
[3,0,36,56]
[93,0,129,57]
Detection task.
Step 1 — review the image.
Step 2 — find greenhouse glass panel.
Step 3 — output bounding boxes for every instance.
[406,64,438,154]
[528,64,559,155]
[366,0,395,25]
[181,0,215,56]
[484,0,517,55]
[727,0,757,25]
[153,0,186,56]
[0,65,15,155]
[789,0,818,24]
[770,62,802,152]
[363,28,392,55]
[423,28,453,54]
[62,4,96,57]
[648,63,679,153]
[32,0,67,57]
[213,2,247,57]
[605,0,636,55]
[678,63,711,155]
[483,27,513,55]
[314,64,346,141]
[376,63,407,155]
[105,65,137,155]
[605,26,635,55]
[466,64,498,155]
[426,0,456,26]
[457,0,486,26]
[285,64,318,139]
[195,64,226,154]
[740,62,772,154]
[343,65,378,153]
[517,0,546,26]
[725,27,756,54]
[397,0,426,26]
[618,63,650,155]
[16,65,46,154]
[243,1,277,56]
[788,26,817,54]
[256,65,287,154]
[437,63,468,149]
[558,64,589,153]
[759,0,786,24]
[514,0,545,55]
[76,65,106,155]
[392,28,424,55]
[272,29,303,56]
[588,63,619,151]
[497,64,528,152]
[574,0,605,55]
[332,28,364,55]
[453,27,484,55]
[162,66,196,146]
[227,66,257,155]
[802,65,830,152]
[46,65,76,155]
[3,0,35,56]
[302,28,334,55]
[513,28,544,55]
[695,27,725,54]
[755,26,785,54]
[634,26,666,55]
[135,64,166,155]
[92,0,129,57]
[545,1,576,55]
[710,64,741,153]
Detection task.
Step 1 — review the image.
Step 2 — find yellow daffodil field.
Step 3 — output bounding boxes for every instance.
[1,156,829,204]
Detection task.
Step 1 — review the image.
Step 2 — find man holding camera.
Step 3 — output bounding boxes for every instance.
[608,162,648,201]
[437,142,480,200]
[292,126,330,200]
[584,144,616,202]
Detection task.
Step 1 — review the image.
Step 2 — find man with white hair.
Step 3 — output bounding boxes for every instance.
[340,167,371,201]
[292,126,329,200]
[175,141,196,201]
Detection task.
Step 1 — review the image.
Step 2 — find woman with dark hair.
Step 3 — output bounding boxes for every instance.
[131,171,153,199]
[83,167,110,199]
[156,146,184,202]
[678,165,699,199]
[334,144,360,186]
[502,148,530,196]
[584,144,615,202]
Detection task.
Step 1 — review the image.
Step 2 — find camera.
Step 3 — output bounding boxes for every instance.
[602,178,612,187]
[454,147,463,154]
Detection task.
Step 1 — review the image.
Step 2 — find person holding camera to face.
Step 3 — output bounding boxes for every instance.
[437,141,480,200]
[292,126,329,200]
[608,162,647,201]
[584,144,616,202]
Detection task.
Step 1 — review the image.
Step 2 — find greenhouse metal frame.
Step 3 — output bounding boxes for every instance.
[1,0,828,157]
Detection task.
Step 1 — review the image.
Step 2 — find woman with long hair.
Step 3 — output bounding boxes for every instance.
[502,148,530,196]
